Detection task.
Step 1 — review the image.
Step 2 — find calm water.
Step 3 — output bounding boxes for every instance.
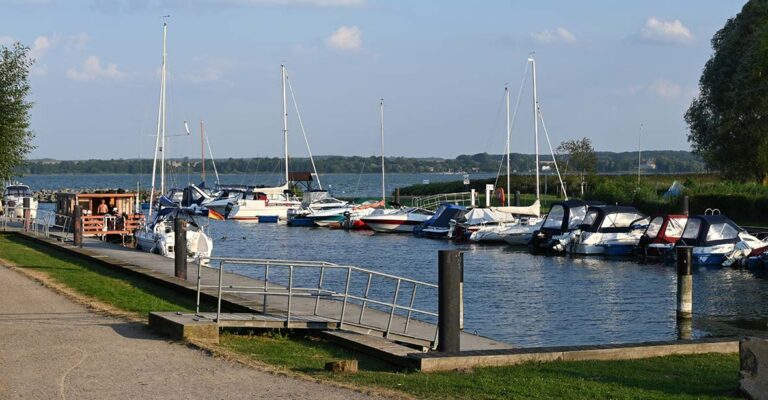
[30,174,768,347]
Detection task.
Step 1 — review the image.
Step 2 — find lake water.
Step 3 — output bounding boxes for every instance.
[29,174,768,347]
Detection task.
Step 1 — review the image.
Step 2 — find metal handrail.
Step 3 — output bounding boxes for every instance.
[195,256,439,347]
[413,192,473,211]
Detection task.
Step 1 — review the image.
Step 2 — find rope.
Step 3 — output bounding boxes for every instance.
[285,73,322,190]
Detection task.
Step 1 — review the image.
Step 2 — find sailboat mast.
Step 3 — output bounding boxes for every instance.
[505,85,511,206]
[529,56,540,200]
[380,99,385,205]
[160,22,167,197]
[201,120,206,183]
[148,22,167,218]
[638,123,643,184]
[281,65,289,185]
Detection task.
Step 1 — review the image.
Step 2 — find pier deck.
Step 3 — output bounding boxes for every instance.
[4,227,511,359]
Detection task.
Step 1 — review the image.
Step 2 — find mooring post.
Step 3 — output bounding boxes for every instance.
[396,187,401,205]
[484,184,493,208]
[174,217,187,280]
[438,250,462,352]
[682,195,689,216]
[470,189,476,207]
[73,205,82,247]
[514,190,520,207]
[676,246,693,320]
[23,197,31,231]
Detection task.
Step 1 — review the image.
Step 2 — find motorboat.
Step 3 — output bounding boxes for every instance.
[204,183,301,221]
[636,214,688,258]
[529,200,605,254]
[414,203,467,238]
[557,205,649,256]
[134,201,213,264]
[467,201,543,244]
[2,182,37,219]
[360,207,434,233]
[676,214,768,266]
[450,207,517,241]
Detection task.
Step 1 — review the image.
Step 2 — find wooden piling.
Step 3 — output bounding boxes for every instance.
[174,217,187,280]
[73,205,82,247]
[676,246,693,319]
[438,250,462,352]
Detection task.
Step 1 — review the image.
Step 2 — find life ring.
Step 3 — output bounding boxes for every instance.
[494,188,506,205]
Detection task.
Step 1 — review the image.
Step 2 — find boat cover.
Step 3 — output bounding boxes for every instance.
[679,214,743,246]
[491,200,541,217]
[461,208,516,225]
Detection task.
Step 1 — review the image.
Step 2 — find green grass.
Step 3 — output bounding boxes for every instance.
[0,233,743,399]
[0,234,196,317]
[220,332,741,400]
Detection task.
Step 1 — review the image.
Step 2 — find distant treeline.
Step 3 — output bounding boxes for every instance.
[20,151,706,175]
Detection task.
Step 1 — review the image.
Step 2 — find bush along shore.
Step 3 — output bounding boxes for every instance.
[398,173,768,226]
[0,233,741,400]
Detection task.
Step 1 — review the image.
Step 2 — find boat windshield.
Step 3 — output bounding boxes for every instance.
[682,219,701,240]
[665,217,687,238]
[4,186,32,197]
[600,212,645,229]
[567,206,588,230]
[705,222,740,242]
[543,205,565,229]
[645,216,664,239]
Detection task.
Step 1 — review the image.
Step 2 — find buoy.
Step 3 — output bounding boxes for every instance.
[494,187,506,206]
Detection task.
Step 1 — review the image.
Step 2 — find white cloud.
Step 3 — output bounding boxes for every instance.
[66,32,89,52]
[28,35,52,60]
[648,79,682,99]
[66,56,126,82]
[325,26,362,51]
[531,27,577,44]
[639,17,693,45]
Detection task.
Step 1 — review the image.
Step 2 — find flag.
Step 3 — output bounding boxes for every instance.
[207,208,225,220]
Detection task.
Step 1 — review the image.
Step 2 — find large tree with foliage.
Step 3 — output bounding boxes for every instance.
[0,43,35,180]
[685,1,768,184]
[557,138,596,181]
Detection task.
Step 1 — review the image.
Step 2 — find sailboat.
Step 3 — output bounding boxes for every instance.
[467,56,558,244]
[134,22,213,263]
[360,99,433,233]
[204,65,301,221]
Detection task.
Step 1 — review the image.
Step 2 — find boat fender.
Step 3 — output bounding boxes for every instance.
[494,188,505,205]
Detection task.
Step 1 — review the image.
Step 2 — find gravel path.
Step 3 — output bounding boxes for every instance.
[0,265,385,400]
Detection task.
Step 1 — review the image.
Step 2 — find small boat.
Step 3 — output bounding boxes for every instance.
[529,200,604,254]
[451,207,517,241]
[204,183,301,221]
[636,214,688,258]
[677,214,768,266]
[135,201,213,263]
[361,207,434,233]
[2,182,37,219]
[560,205,649,256]
[414,203,467,238]
[500,217,544,246]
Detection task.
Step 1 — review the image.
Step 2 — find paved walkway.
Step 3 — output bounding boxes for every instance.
[0,265,384,400]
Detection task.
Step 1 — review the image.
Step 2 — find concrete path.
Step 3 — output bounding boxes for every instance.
[0,265,384,400]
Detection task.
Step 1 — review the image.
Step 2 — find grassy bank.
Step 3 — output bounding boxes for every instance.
[0,234,742,399]
[221,332,739,400]
[0,234,197,317]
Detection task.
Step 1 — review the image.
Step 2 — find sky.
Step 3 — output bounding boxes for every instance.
[0,0,746,160]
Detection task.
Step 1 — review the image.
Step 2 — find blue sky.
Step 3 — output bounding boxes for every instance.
[1,0,745,160]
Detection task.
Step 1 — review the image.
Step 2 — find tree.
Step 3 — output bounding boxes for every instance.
[685,1,768,184]
[0,43,35,180]
[557,137,596,183]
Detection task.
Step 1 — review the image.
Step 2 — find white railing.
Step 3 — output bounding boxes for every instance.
[413,192,473,211]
